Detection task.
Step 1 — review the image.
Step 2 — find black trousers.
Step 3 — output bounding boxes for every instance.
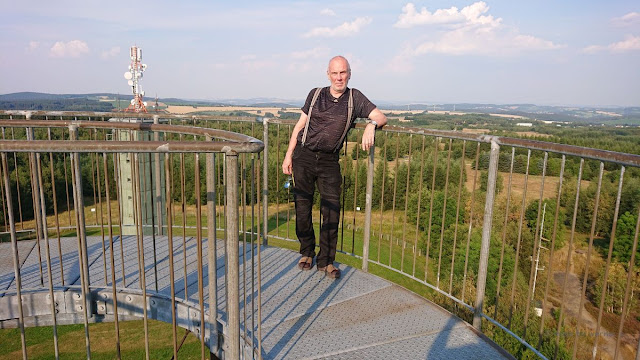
[291,144,342,268]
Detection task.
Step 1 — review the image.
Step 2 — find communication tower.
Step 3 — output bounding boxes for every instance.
[124,45,148,113]
[112,45,165,235]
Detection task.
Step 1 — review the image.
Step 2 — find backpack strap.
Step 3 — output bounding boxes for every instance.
[300,87,322,146]
[332,88,353,153]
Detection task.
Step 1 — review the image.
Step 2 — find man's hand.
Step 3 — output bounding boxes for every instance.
[282,154,293,175]
[361,123,376,151]
[362,108,386,151]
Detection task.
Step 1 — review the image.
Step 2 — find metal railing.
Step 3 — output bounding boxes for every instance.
[1,111,639,360]
[259,117,640,360]
[0,114,264,359]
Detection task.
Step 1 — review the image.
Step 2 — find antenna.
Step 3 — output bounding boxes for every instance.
[123,45,148,113]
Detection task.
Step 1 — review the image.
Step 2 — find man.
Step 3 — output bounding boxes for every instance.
[281,56,387,279]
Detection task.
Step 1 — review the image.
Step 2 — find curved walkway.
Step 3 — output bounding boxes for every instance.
[0,236,512,359]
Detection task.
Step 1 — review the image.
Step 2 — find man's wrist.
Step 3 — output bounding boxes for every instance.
[368,120,378,129]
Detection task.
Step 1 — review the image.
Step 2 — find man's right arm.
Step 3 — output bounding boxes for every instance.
[281,112,308,175]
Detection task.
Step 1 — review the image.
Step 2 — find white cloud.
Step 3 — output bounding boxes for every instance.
[241,57,275,71]
[320,8,336,17]
[389,1,562,67]
[100,46,120,59]
[387,53,415,73]
[26,41,40,52]
[582,45,604,54]
[240,54,257,61]
[584,35,640,53]
[512,35,562,50]
[286,47,331,73]
[610,35,640,51]
[290,47,331,60]
[236,54,276,71]
[302,17,372,38]
[407,26,562,57]
[49,40,89,58]
[209,63,227,71]
[394,2,500,29]
[612,12,640,27]
[207,48,331,74]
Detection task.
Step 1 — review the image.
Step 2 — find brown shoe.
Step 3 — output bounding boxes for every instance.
[298,256,313,271]
[317,264,341,279]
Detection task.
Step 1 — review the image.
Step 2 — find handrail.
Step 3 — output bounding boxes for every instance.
[0,140,262,154]
[0,119,263,154]
[262,117,640,360]
[257,118,640,167]
[0,116,263,359]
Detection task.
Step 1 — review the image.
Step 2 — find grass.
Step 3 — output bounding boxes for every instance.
[0,320,204,360]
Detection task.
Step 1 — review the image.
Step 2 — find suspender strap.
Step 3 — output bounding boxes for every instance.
[333,89,353,153]
[300,87,322,146]
[301,87,353,153]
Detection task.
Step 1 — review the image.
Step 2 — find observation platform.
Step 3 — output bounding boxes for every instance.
[0,236,512,359]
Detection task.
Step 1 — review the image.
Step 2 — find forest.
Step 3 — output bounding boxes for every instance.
[0,98,115,112]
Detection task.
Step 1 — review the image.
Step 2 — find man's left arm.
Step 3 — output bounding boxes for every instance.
[361,108,387,151]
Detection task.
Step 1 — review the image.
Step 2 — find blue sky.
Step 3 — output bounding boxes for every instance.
[1,1,638,106]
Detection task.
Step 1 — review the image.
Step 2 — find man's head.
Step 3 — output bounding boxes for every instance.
[327,56,351,95]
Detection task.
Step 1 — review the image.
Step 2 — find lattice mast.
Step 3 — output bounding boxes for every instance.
[124,45,148,113]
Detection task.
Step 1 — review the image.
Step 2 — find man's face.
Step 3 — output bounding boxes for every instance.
[327,58,350,94]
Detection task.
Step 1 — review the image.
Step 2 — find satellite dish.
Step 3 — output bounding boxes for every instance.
[124,71,132,80]
[130,99,135,105]
[128,80,134,86]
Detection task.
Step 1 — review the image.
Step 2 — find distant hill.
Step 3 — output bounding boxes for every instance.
[0,93,300,110]
[251,102,297,108]
[0,92,116,101]
[1,92,638,125]
[0,92,116,112]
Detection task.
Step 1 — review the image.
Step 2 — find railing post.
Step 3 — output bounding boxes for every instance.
[473,140,500,330]
[26,126,45,286]
[153,115,164,235]
[205,136,220,356]
[69,123,93,358]
[69,124,91,297]
[362,144,375,272]
[262,118,269,246]
[1,153,28,360]
[225,152,241,359]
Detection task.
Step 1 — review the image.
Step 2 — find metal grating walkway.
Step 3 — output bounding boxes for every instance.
[0,236,513,359]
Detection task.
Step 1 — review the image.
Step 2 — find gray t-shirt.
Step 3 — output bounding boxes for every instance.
[298,87,376,153]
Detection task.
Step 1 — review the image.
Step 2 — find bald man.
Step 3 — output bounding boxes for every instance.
[281,56,387,279]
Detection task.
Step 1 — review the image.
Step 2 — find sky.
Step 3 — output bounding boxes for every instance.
[1,0,639,107]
